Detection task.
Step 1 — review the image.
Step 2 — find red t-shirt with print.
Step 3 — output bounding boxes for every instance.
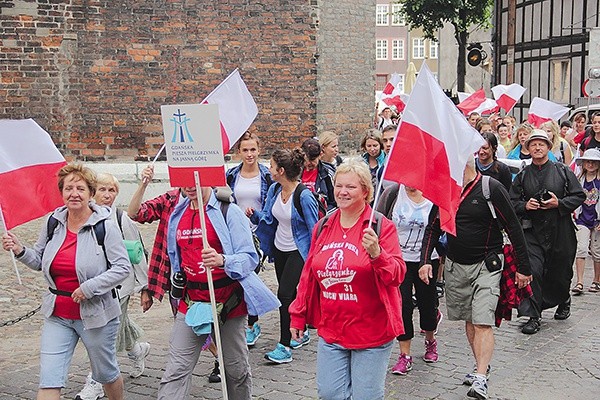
[176,206,246,318]
[50,230,81,319]
[309,219,396,349]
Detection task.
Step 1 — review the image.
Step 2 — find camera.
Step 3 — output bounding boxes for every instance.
[171,271,187,299]
[534,189,552,203]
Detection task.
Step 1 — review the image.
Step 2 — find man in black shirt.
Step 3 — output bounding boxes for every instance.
[421,157,531,400]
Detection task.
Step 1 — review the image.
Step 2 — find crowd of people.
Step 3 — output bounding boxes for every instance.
[3,108,600,400]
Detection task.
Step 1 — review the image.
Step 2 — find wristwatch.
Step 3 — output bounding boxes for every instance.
[221,254,226,267]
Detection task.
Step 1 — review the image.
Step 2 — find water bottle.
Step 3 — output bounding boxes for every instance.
[171,271,186,299]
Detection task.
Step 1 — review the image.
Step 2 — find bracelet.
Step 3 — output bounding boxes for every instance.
[15,247,25,258]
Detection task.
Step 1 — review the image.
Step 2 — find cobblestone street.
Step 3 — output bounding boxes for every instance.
[1,216,599,399]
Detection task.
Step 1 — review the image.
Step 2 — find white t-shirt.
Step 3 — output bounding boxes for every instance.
[272,193,297,252]
[234,174,262,231]
[391,185,439,262]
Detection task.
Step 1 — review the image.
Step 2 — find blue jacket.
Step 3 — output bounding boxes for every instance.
[166,193,280,316]
[250,183,319,260]
[225,163,272,206]
[507,144,557,162]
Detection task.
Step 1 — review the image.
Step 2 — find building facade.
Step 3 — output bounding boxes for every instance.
[0,0,376,159]
[494,0,600,121]
[375,2,438,100]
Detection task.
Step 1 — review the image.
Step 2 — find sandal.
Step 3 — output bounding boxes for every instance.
[571,282,584,294]
[589,282,600,293]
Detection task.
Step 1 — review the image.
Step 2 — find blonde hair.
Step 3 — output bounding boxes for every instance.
[318,131,338,148]
[539,120,560,151]
[334,158,374,203]
[96,172,120,193]
[510,123,533,151]
[58,163,97,195]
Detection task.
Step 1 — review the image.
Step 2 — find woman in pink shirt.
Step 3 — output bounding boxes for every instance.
[290,159,406,400]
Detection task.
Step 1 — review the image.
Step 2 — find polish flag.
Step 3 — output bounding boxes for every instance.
[382,73,401,95]
[457,89,498,116]
[381,90,408,113]
[383,64,485,235]
[527,97,569,127]
[379,74,407,112]
[491,83,526,113]
[202,69,258,152]
[0,119,66,229]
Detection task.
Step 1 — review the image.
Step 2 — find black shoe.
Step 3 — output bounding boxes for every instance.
[208,360,221,383]
[521,317,541,334]
[554,299,571,320]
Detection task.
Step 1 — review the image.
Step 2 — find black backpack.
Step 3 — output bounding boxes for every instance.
[275,183,328,220]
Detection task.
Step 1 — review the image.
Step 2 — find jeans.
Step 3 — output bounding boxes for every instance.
[39,316,120,388]
[316,337,393,400]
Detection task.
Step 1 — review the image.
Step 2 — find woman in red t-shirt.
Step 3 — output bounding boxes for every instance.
[290,159,406,400]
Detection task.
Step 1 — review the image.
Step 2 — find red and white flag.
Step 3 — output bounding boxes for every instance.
[203,69,258,152]
[457,89,498,116]
[527,97,569,127]
[491,83,526,113]
[380,74,407,113]
[382,73,401,95]
[0,119,66,229]
[383,64,485,235]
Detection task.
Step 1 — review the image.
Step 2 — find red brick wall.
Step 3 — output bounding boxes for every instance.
[1,0,318,160]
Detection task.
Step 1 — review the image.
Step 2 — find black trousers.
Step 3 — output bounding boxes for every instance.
[397,260,440,341]
[273,247,305,347]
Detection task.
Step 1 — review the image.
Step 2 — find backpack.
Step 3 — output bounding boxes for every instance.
[274,182,327,220]
[115,208,149,263]
[46,216,119,297]
[215,188,265,272]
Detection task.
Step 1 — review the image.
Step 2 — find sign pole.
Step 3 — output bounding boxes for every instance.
[0,204,22,285]
[194,171,229,400]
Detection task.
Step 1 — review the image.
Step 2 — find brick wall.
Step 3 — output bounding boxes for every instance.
[315,0,376,153]
[1,0,374,160]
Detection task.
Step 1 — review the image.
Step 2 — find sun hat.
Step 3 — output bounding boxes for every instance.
[576,148,600,166]
[524,129,553,148]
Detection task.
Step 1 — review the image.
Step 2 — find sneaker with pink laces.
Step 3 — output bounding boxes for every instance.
[391,353,413,375]
[423,339,439,363]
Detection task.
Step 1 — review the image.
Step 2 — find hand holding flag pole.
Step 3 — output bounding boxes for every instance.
[194,171,229,400]
[0,204,22,285]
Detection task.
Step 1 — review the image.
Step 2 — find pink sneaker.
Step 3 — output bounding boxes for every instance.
[423,339,438,363]
[391,354,413,375]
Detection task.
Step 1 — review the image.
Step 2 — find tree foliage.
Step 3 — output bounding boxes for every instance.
[398,0,493,43]
[396,0,494,91]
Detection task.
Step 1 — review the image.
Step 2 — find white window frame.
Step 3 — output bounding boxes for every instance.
[429,40,438,59]
[376,39,388,60]
[412,38,425,59]
[376,4,389,26]
[391,4,405,26]
[392,39,405,60]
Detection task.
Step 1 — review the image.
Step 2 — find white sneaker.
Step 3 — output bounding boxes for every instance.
[75,372,104,400]
[128,342,150,378]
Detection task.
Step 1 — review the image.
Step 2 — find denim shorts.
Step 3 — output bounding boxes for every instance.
[39,316,120,388]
